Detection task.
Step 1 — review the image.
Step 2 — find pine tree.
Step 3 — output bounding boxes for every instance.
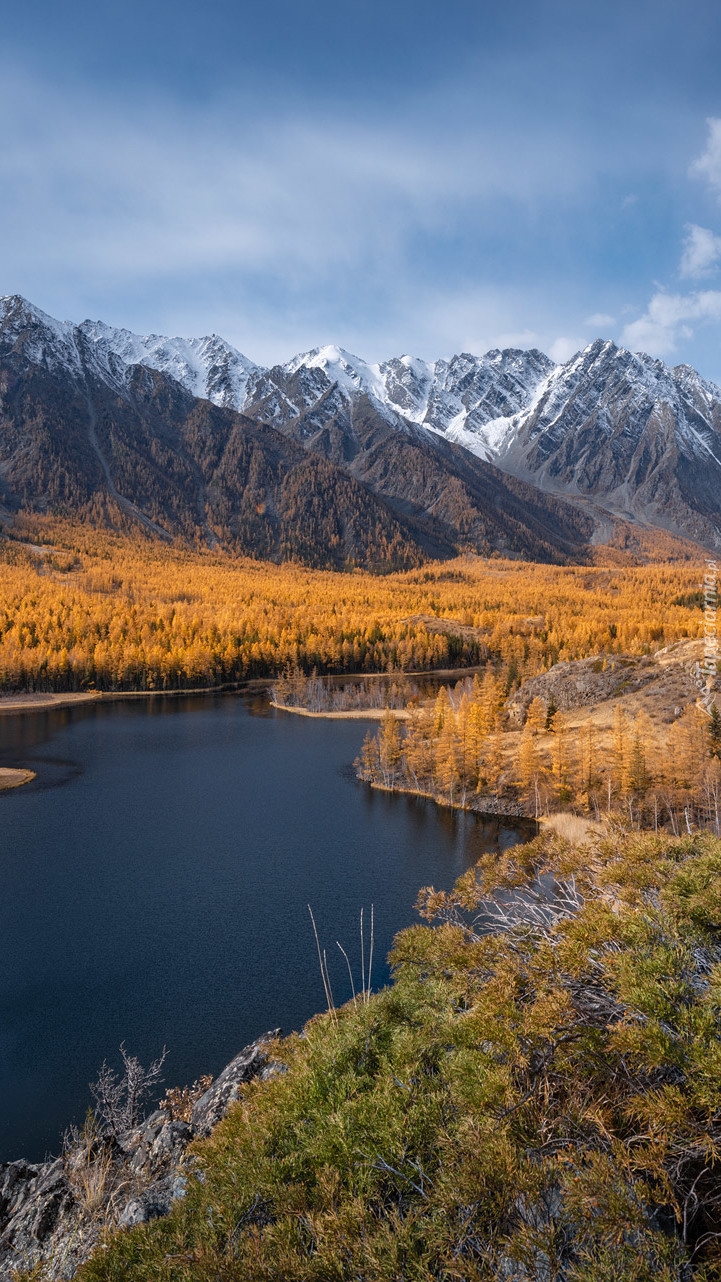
[613,705,629,795]
[524,697,547,736]
[356,731,378,783]
[517,728,544,814]
[478,666,505,734]
[436,719,461,803]
[627,722,650,796]
[551,713,575,806]
[579,723,598,811]
[434,686,451,732]
[481,733,504,796]
[378,713,403,787]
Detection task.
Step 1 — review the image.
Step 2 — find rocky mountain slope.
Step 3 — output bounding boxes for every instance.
[5,294,718,556]
[0,296,593,568]
[71,302,721,550]
[497,340,721,549]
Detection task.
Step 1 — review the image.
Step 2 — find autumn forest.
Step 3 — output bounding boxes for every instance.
[0,518,707,692]
[0,515,717,835]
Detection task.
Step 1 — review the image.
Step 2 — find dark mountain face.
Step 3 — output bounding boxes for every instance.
[496,340,721,549]
[0,298,591,568]
[17,295,721,551]
[289,395,593,561]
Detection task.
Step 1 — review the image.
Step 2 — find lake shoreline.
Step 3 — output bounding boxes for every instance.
[0,663,488,719]
[269,700,410,720]
[0,692,533,1164]
[365,778,533,822]
[0,684,253,716]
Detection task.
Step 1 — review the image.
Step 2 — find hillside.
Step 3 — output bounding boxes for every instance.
[9,826,719,1280]
[0,531,706,693]
[5,296,721,563]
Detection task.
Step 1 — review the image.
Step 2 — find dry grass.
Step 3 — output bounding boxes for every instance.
[66,1147,116,1219]
[160,1075,213,1123]
[539,812,606,842]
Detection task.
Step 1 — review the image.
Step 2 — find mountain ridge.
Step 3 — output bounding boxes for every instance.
[0,296,593,568]
[2,294,720,553]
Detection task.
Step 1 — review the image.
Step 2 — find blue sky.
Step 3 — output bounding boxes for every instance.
[3,0,721,377]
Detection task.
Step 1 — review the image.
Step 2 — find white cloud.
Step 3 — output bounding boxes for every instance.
[679,224,721,278]
[549,336,584,363]
[621,289,721,356]
[691,118,721,198]
[584,312,615,328]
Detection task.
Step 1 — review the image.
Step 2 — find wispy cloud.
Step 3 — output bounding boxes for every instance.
[0,63,668,363]
[622,288,721,356]
[549,337,585,362]
[679,224,721,278]
[0,69,594,291]
[3,62,721,374]
[691,117,721,199]
[619,205,721,356]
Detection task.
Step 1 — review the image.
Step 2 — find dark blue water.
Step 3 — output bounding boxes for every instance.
[0,693,532,1161]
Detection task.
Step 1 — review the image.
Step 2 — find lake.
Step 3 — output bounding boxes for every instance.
[0,692,534,1161]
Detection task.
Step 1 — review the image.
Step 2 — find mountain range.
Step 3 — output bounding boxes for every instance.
[1,294,720,567]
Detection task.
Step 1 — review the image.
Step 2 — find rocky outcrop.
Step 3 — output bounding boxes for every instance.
[0,1031,283,1281]
[505,643,708,729]
[190,1035,283,1136]
[506,654,659,725]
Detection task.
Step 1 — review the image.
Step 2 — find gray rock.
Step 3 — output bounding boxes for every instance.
[0,1030,282,1280]
[0,1158,76,1279]
[0,1159,43,1224]
[149,1120,194,1165]
[191,1029,281,1136]
[506,655,658,725]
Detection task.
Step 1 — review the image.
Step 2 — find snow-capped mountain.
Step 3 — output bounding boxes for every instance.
[2,293,721,550]
[0,296,260,407]
[79,319,259,410]
[52,310,557,461]
[501,339,721,477]
[494,339,721,546]
[0,295,593,567]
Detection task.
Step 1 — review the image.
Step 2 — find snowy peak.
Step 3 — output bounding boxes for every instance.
[0,296,262,409]
[268,344,556,457]
[283,345,399,412]
[78,320,259,409]
[4,295,721,547]
[493,334,721,547]
[377,355,435,423]
[511,337,721,466]
[420,347,556,460]
[0,297,561,452]
[0,294,84,377]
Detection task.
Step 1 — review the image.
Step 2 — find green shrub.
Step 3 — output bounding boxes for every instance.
[77,830,721,1281]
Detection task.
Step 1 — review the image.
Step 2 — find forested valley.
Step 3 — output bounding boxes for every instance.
[0,517,707,692]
